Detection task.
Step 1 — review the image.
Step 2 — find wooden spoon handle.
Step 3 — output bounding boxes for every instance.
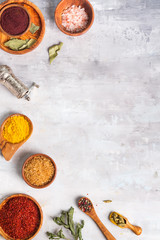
[128,223,142,235]
[0,139,5,149]
[93,215,116,240]
[1,142,20,161]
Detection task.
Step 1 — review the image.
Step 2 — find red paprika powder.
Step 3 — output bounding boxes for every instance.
[0,6,30,36]
[0,196,40,239]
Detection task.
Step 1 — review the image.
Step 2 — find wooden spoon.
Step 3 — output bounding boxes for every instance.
[55,0,94,36]
[109,212,142,235]
[0,113,33,161]
[0,193,43,240]
[78,197,116,240]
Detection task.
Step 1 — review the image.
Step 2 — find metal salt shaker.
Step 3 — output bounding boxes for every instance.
[0,65,39,101]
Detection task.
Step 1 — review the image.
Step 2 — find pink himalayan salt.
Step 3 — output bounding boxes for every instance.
[62,5,89,33]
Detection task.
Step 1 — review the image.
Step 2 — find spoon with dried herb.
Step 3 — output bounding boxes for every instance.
[109,212,142,235]
[78,197,116,240]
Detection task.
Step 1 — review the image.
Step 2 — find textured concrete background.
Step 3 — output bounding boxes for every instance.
[0,0,159,239]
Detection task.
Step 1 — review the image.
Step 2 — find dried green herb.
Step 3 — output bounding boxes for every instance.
[4,39,29,51]
[68,207,75,236]
[49,42,63,64]
[47,229,69,239]
[30,23,40,34]
[19,39,36,50]
[75,221,84,240]
[4,38,36,51]
[47,207,84,240]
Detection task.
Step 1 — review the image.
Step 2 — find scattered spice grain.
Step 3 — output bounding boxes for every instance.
[0,196,40,239]
[24,155,55,187]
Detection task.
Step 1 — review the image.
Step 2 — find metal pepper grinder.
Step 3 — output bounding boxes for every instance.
[0,65,39,101]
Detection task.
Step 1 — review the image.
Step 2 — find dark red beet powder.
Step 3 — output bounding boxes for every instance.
[0,6,29,35]
[0,196,40,239]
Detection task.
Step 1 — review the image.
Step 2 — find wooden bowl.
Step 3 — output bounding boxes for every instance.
[55,0,94,36]
[0,193,43,240]
[0,3,31,37]
[0,0,45,55]
[0,113,33,161]
[22,153,57,189]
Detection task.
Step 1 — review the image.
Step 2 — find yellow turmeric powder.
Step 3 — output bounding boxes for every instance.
[3,115,30,143]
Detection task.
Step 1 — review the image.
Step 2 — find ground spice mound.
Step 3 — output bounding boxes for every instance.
[3,115,30,143]
[0,6,29,36]
[0,196,40,239]
[24,155,55,187]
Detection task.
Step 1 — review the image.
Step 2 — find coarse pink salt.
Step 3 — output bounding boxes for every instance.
[62,5,89,33]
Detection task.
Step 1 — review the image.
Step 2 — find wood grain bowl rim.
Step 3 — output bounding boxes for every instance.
[0,3,31,37]
[22,153,57,189]
[0,113,33,146]
[55,0,95,36]
[0,0,45,55]
[0,193,43,240]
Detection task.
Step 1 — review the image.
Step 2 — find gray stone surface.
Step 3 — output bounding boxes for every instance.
[0,0,159,239]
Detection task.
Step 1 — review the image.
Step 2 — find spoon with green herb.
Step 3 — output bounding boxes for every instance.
[109,212,142,235]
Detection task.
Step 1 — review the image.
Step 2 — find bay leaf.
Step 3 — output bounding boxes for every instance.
[19,39,36,50]
[30,23,40,34]
[5,38,37,51]
[4,39,29,51]
[49,42,63,64]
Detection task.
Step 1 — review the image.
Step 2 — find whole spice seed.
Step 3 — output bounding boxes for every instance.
[103,200,112,203]
[3,115,31,143]
[110,212,126,227]
[0,6,30,36]
[0,196,40,239]
[24,155,55,187]
[78,198,92,212]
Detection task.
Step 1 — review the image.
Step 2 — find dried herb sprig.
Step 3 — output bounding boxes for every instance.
[47,229,69,239]
[47,207,84,240]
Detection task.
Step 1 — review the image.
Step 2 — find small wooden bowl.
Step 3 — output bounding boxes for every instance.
[0,113,33,161]
[22,153,57,189]
[0,4,31,37]
[0,0,45,55]
[0,193,43,240]
[55,0,94,36]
